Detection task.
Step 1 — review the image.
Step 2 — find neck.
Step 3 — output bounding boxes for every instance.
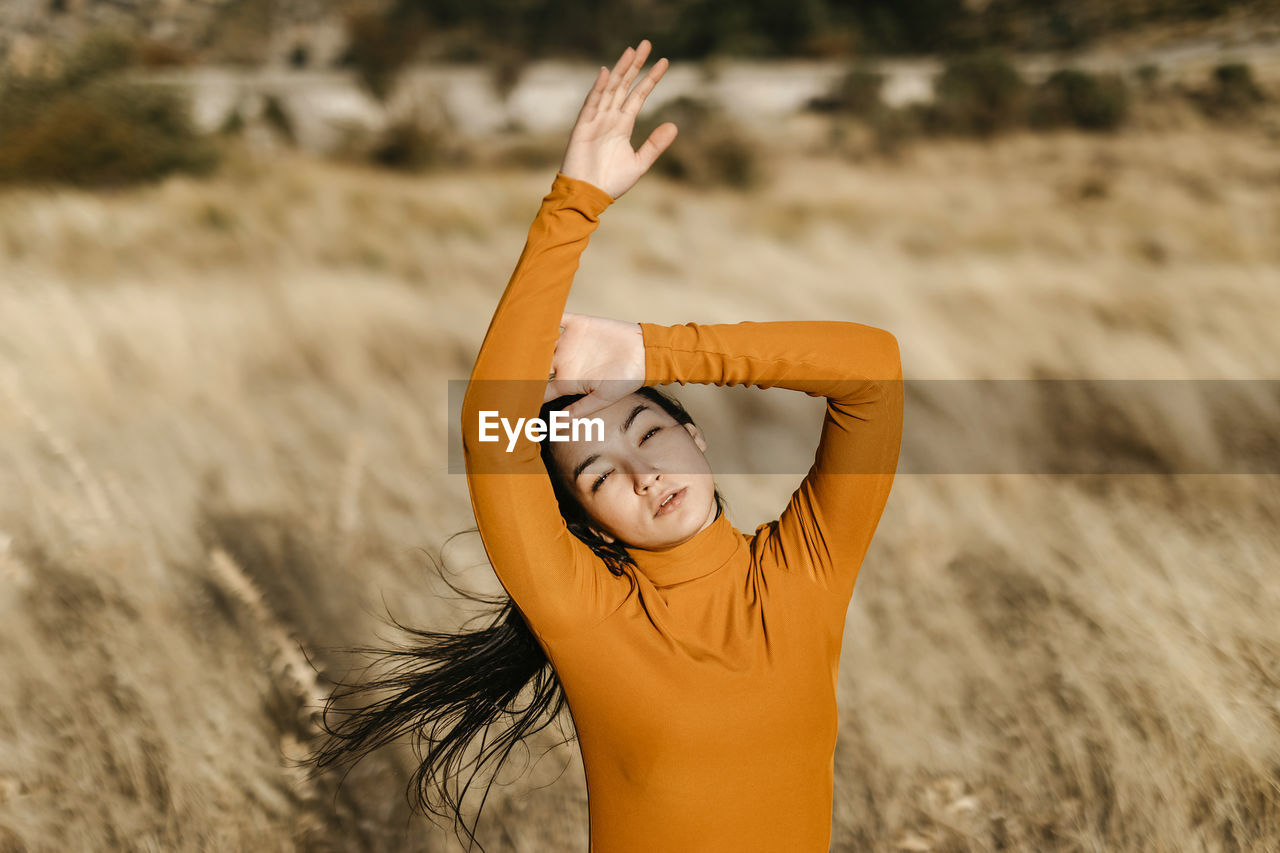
[625,505,741,588]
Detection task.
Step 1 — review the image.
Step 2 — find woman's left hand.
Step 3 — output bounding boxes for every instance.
[559,38,677,200]
[544,312,645,420]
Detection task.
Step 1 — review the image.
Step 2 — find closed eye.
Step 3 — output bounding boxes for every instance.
[590,427,663,493]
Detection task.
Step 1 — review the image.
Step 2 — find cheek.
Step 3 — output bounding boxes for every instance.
[664,433,708,470]
[591,491,632,527]
[680,442,713,476]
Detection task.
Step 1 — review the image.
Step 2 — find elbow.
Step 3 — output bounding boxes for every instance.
[881,330,902,381]
[844,323,901,383]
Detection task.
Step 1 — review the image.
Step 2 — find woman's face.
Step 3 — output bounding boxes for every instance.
[549,393,718,550]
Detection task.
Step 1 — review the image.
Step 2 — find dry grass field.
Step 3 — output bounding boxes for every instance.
[1,85,1279,851]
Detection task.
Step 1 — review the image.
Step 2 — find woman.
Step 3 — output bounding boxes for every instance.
[316,39,903,852]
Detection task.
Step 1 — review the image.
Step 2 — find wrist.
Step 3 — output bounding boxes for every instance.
[552,171,616,218]
[556,158,617,199]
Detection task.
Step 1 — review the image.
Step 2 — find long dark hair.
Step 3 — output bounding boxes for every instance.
[310,385,725,851]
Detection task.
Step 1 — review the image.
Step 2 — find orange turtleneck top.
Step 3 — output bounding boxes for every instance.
[460,172,904,852]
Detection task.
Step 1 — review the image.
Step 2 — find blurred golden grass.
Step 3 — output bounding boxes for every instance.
[0,113,1278,850]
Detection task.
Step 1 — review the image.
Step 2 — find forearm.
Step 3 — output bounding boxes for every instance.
[457,172,622,641]
[461,172,614,470]
[640,320,902,407]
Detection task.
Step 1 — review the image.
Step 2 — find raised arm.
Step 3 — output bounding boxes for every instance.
[640,320,904,605]
[460,174,624,642]
[459,40,678,643]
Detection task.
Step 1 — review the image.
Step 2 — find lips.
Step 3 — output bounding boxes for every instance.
[653,486,687,517]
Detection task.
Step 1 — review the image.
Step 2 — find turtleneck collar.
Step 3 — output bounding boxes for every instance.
[625,507,745,588]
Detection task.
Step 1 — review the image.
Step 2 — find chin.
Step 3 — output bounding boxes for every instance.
[670,489,716,537]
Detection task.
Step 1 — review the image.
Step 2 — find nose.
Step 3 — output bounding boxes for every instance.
[634,465,662,495]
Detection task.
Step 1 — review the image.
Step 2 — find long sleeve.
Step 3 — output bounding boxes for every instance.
[460,172,630,644]
[639,320,903,605]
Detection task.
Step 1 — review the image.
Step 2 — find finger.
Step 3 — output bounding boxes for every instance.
[636,122,678,172]
[612,40,651,112]
[577,66,608,123]
[605,45,634,104]
[625,56,669,111]
[609,39,651,112]
[622,56,669,117]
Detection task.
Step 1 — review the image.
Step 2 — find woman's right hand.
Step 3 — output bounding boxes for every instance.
[559,39,677,201]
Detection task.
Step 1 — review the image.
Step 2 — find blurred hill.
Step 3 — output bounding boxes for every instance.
[0,0,349,72]
[2,0,1279,76]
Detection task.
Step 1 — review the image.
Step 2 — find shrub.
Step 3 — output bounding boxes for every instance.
[809,62,929,160]
[489,47,530,103]
[827,101,930,162]
[351,97,468,173]
[634,95,762,190]
[1135,63,1161,88]
[340,10,428,102]
[59,29,138,88]
[1028,68,1130,131]
[0,81,218,187]
[261,94,296,145]
[368,119,449,171]
[808,64,885,117]
[488,135,565,171]
[0,32,219,188]
[136,39,195,68]
[928,50,1028,137]
[1192,62,1268,120]
[869,104,929,156]
[837,66,887,116]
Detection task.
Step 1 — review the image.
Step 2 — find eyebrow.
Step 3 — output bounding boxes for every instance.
[571,403,652,483]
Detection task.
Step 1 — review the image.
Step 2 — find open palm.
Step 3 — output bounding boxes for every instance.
[559,39,677,200]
